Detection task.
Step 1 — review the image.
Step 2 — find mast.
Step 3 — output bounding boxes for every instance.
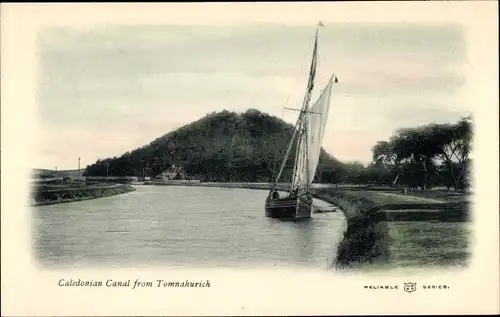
[290,27,319,194]
[269,25,320,195]
[304,108,310,193]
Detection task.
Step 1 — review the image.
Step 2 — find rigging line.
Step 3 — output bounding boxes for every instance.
[281,28,319,120]
[290,29,318,192]
[270,109,303,193]
[297,29,318,80]
[271,26,321,192]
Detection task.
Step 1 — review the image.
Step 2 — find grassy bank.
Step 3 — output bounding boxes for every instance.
[31,183,136,206]
[313,188,471,270]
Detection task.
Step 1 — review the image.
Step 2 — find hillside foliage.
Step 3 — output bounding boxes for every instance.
[83,110,472,191]
[84,109,344,183]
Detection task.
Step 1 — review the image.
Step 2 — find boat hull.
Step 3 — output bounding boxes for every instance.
[265,194,313,220]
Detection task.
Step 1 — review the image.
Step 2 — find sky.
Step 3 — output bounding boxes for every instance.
[36,23,470,170]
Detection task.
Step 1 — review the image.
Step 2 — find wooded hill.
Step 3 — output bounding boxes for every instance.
[83,109,344,183]
[83,109,472,191]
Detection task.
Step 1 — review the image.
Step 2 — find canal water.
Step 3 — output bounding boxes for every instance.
[33,185,346,269]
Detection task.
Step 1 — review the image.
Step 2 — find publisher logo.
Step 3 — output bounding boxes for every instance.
[403,282,417,293]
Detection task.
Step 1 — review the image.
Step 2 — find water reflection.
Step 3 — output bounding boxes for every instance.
[293,219,316,264]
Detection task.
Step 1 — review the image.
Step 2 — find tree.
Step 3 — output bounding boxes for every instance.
[369,116,473,191]
[372,141,396,166]
[428,116,472,190]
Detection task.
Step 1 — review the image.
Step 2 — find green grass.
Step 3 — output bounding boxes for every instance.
[332,190,447,204]
[403,190,470,202]
[385,221,471,268]
[313,188,471,270]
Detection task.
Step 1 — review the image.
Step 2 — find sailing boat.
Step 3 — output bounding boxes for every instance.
[265,24,337,220]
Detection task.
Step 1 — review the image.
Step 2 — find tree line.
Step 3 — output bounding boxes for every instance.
[342,116,473,191]
[84,110,472,191]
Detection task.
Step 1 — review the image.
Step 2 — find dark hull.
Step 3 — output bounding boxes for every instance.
[265,194,313,220]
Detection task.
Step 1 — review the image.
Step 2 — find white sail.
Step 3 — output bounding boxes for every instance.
[291,77,334,191]
[272,25,336,197]
[306,77,334,184]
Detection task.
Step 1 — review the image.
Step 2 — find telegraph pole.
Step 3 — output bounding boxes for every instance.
[78,157,81,181]
[106,162,109,184]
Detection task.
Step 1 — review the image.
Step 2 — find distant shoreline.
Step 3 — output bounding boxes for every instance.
[146,181,403,192]
[31,183,136,206]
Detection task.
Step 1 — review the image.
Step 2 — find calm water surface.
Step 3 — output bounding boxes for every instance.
[33,186,346,269]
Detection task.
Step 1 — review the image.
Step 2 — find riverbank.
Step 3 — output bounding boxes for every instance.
[313,189,469,219]
[313,188,471,270]
[31,183,136,206]
[147,181,390,192]
[148,181,299,191]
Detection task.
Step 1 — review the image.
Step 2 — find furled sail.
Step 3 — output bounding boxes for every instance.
[291,121,308,192]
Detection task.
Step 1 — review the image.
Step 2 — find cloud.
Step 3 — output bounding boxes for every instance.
[36,23,469,168]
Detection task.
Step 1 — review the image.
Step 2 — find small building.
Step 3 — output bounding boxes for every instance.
[159,164,187,181]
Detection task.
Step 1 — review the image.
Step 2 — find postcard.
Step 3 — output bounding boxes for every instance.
[1,2,498,316]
